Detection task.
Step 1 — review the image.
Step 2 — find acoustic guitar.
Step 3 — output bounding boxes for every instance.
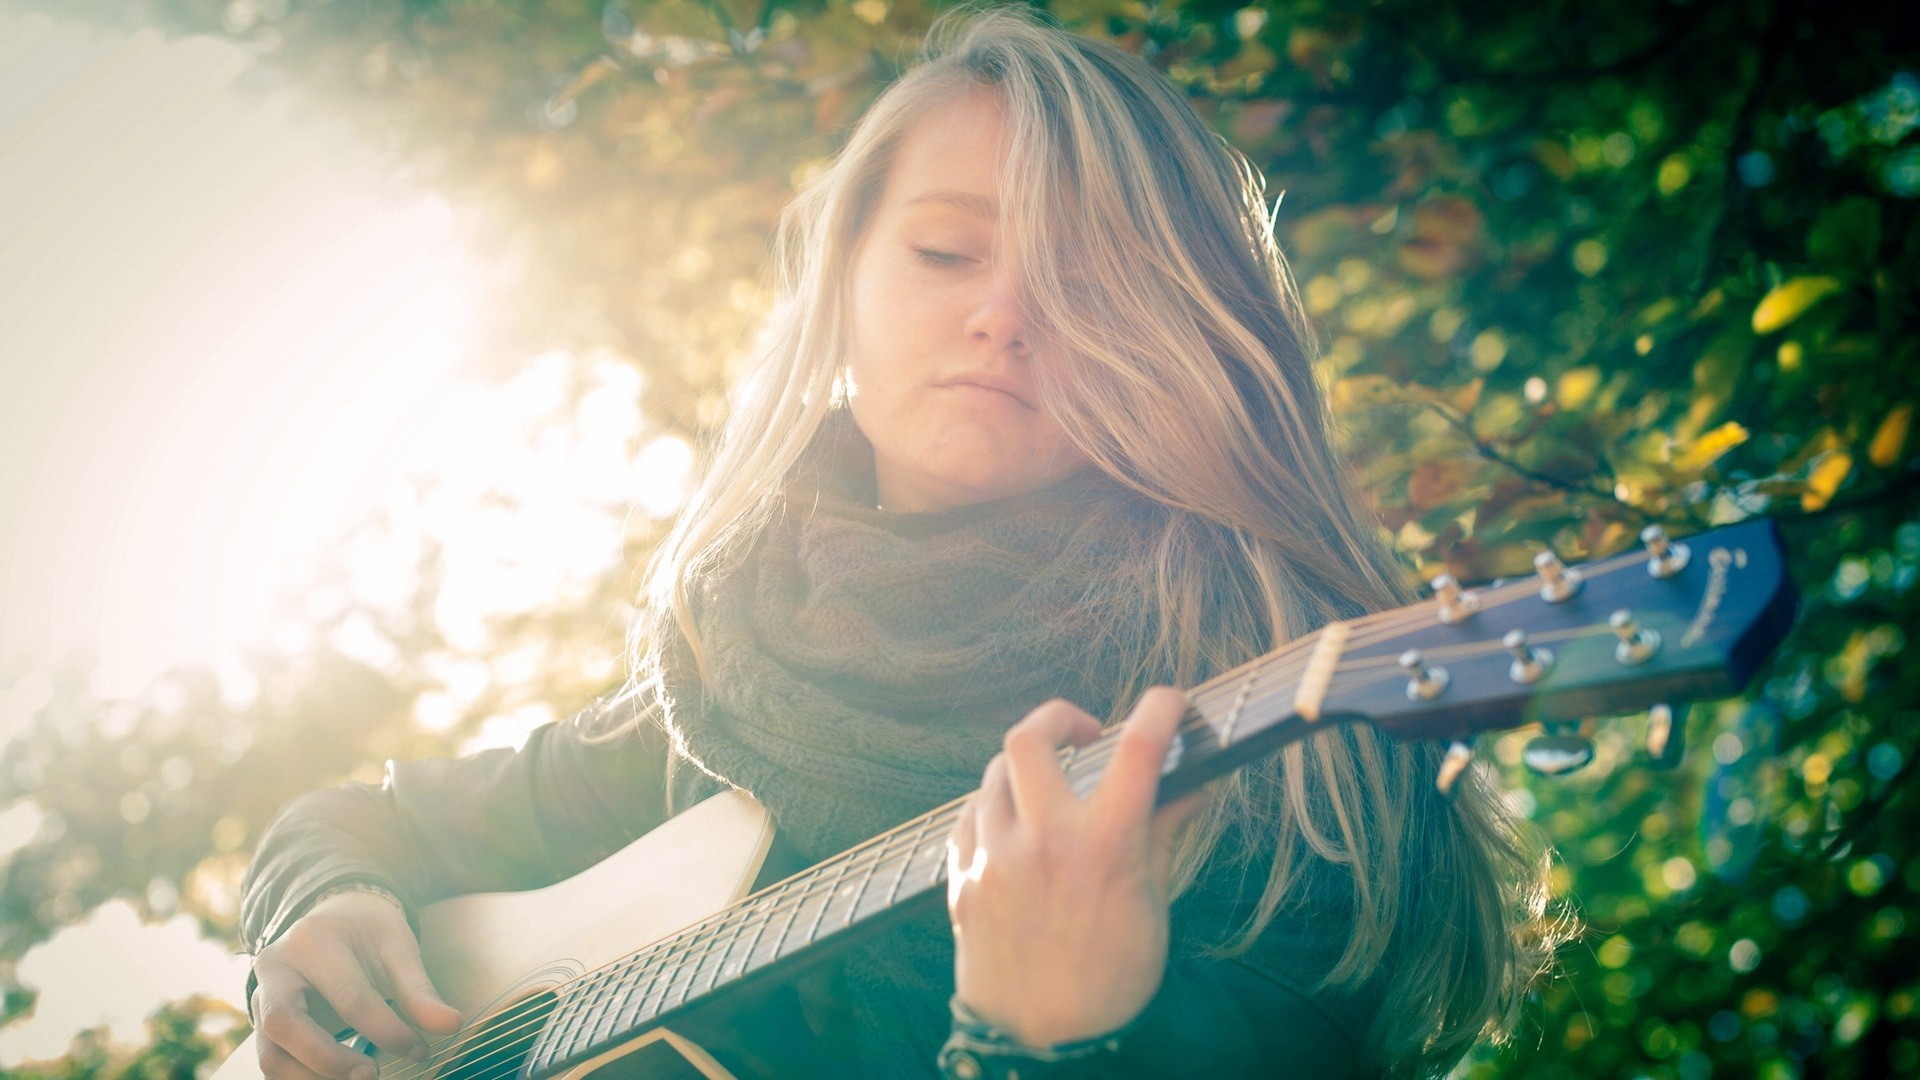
[211,518,1798,1080]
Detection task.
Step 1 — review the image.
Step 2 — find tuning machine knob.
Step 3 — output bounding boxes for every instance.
[1503,629,1553,684]
[1435,740,1474,796]
[1642,524,1691,579]
[1523,722,1594,777]
[1645,702,1687,769]
[1429,573,1480,625]
[1610,608,1662,665]
[1399,649,1449,700]
[1533,549,1584,603]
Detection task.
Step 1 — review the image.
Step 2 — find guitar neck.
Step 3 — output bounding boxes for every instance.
[525,515,1797,1078]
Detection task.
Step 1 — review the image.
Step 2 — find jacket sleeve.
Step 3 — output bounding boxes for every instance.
[238,692,674,957]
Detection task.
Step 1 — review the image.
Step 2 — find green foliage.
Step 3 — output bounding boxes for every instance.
[0,0,1914,1075]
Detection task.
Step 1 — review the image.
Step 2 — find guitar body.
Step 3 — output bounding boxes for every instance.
[214,789,779,1080]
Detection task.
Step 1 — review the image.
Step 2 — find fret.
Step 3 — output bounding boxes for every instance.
[628,917,711,1025]
[728,894,775,980]
[883,810,944,907]
[582,962,630,1053]
[553,968,611,1061]
[765,874,808,963]
[704,906,753,991]
[667,916,735,1010]
[589,955,648,1050]
[617,931,690,1032]
[614,961,661,1032]
[691,910,742,996]
[925,818,949,888]
[845,826,912,924]
[800,855,854,946]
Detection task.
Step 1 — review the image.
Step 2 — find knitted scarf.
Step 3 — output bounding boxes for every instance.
[652,409,1167,868]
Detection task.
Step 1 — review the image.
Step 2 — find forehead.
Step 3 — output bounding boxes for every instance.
[883,91,1009,222]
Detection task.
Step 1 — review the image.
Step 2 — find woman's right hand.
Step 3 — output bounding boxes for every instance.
[250,891,465,1080]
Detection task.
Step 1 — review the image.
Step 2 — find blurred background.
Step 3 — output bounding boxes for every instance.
[0,1,1913,1076]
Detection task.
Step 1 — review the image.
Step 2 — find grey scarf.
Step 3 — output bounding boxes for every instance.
[653,409,1166,866]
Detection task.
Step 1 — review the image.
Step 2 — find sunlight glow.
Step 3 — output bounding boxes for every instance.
[0,13,480,697]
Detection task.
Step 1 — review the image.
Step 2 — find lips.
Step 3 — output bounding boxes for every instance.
[940,374,1033,409]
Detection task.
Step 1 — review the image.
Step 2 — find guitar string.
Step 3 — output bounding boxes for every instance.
[371,618,1613,1080]
[396,546,1664,1067]
[359,593,1639,1080]
[345,549,1661,1078]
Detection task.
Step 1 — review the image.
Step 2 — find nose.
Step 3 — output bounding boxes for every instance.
[964,263,1030,359]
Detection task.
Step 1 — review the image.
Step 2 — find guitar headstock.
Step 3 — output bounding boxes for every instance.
[1314,518,1798,759]
[1119,518,1799,801]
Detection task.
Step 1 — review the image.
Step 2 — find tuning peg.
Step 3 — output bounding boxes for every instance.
[1399,649,1450,700]
[1533,549,1585,603]
[1429,573,1480,625]
[1645,703,1688,769]
[1610,608,1662,665]
[1503,629,1553,684]
[1523,723,1594,776]
[1641,524,1692,579]
[1435,740,1473,796]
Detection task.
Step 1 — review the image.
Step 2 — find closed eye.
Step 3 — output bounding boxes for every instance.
[912,247,970,268]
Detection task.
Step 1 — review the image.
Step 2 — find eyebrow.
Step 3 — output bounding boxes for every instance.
[902,189,997,220]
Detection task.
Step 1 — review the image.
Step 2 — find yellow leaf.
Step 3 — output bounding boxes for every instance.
[1802,451,1854,512]
[1556,366,1601,409]
[1752,276,1844,334]
[1869,403,1913,467]
[1673,421,1750,472]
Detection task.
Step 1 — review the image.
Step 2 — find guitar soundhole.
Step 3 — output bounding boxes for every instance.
[429,991,556,1080]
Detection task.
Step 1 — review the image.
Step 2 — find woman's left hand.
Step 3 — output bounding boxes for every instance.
[946,685,1211,1048]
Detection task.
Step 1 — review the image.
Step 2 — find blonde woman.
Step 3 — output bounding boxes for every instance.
[240,4,1554,1078]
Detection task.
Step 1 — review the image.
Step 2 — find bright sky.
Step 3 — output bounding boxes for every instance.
[0,10,475,1066]
[0,11,480,702]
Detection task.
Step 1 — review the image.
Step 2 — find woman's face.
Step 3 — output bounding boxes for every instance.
[844,89,1089,512]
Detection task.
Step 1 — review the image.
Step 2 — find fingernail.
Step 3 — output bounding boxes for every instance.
[352,1064,376,1080]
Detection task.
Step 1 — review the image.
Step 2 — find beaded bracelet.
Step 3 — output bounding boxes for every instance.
[935,995,1135,1080]
[307,880,408,914]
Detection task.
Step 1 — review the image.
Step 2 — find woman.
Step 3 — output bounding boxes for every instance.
[239,5,1554,1078]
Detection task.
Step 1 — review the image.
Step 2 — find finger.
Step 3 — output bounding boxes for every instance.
[257,1035,343,1080]
[377,934,463,1037]
[948,794,978,865]
[977,752,1017,837]
[251,957,379,1080]
[302,944,431,1062]
[1090,686,1191,825]
[946,796,981,909]
[1001,700,1101,820]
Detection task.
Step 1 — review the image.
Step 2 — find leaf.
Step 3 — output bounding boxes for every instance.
[1751,276,1845,334]
[1868,403,1912,467]
[1556,366,1601,410]
[1406,457,1478,510]
[1397,195,1485,280]
[1801,450,1854,512]
[1672,421,1751,472]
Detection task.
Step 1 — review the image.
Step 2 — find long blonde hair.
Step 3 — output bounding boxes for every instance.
[610,3,1558,1074]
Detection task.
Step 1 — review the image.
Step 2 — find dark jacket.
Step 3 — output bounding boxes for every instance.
[238,693,1382,1078]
